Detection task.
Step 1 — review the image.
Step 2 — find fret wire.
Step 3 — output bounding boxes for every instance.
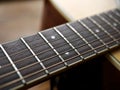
[0,19,120,71]
[2,33,120,80]
[77,20,107,53]
[112,9,120,17]
[38,32,68,67]
[97,14,120,37]
[0,44,26,84]
[2,36,118,89]
[0,30,105,70]
[0,35,102,78]
[0,32,78,60]
[0,34,103,75]
[106,12,120,24]
[0,17,117,61]
[88,17,118,48]
[0,24,117,68]
[66,23,97,56]
[20,38,49,74]
[1,37,120,89]
[111,10,120,22]
[53,27,84,60]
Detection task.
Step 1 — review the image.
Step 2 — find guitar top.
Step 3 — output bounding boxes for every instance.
[0,8,120,90]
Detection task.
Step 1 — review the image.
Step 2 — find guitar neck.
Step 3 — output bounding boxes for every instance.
[0,8,120,90]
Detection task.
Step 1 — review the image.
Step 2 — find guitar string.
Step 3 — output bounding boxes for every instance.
[0,37,99,78]
[0,33,120,80]
[0,10,120,88]
[0,28,96,60]
[0,11,119,60]
[0,22,111,60]
[0,29,118,70]
[0,21,119,61]
[0,8,119,58]
[0,35,104,77]
[0,19,120,76]
[0,16,119,76]
[0,16,120,69]
[0,8,120,60]
[0,38,120,89]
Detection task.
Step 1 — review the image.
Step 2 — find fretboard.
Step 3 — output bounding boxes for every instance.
[0,8,120,90]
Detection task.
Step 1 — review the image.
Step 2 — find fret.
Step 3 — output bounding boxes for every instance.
[20,38,48,74]
[109,10,120,22]
[107,11,120,30]
[2,40,32,62]
[56,24,85,65]
[54,26,83,55]
[89,15,106,26]
[0,60,23,90]
[69,21,98,42]
[0,44,25,83]
[88,17,118,48]
[53,27,83,65]
[24,34,52,56]
[20,38,48,83]
[91,15,117,34]
[114,9,120,17]
[0,45,25,90]
[0,48,11,68]
[0,48,23,90]
[98,14,120,42]
[39,28,68,49]
[99,13,120,32]
[106,11,120,23]
[2,39,47,83]
[78,19,109,53]
[82,17,118,48]
[66,23,96,58]
[19,63,46,84]
[106,11,120,27]
[24,33,58,61]
[56,24,85,52]
[57,24,86,49]
[38,32,66,73]
[54,27,81,56]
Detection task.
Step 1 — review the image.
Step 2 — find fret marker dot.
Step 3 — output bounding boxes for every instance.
[51,36,56,39]
[0,66,1,68]
[113,23,117,26]
[65,52,69,55]
[95,29,100,33]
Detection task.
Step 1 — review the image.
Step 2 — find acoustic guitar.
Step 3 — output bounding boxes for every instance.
[0,0,120,90]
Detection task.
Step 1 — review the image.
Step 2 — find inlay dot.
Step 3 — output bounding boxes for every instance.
[0,66,1,68]
[65,52,69,55]
[113,23,117,26]
[95,29,100,33]
[51,36,56,39]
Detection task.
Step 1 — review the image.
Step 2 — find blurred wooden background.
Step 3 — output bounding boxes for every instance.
[0,0,50,90]
[0,0,43,43]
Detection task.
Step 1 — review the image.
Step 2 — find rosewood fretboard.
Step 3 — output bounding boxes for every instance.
[0,8,120,90]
